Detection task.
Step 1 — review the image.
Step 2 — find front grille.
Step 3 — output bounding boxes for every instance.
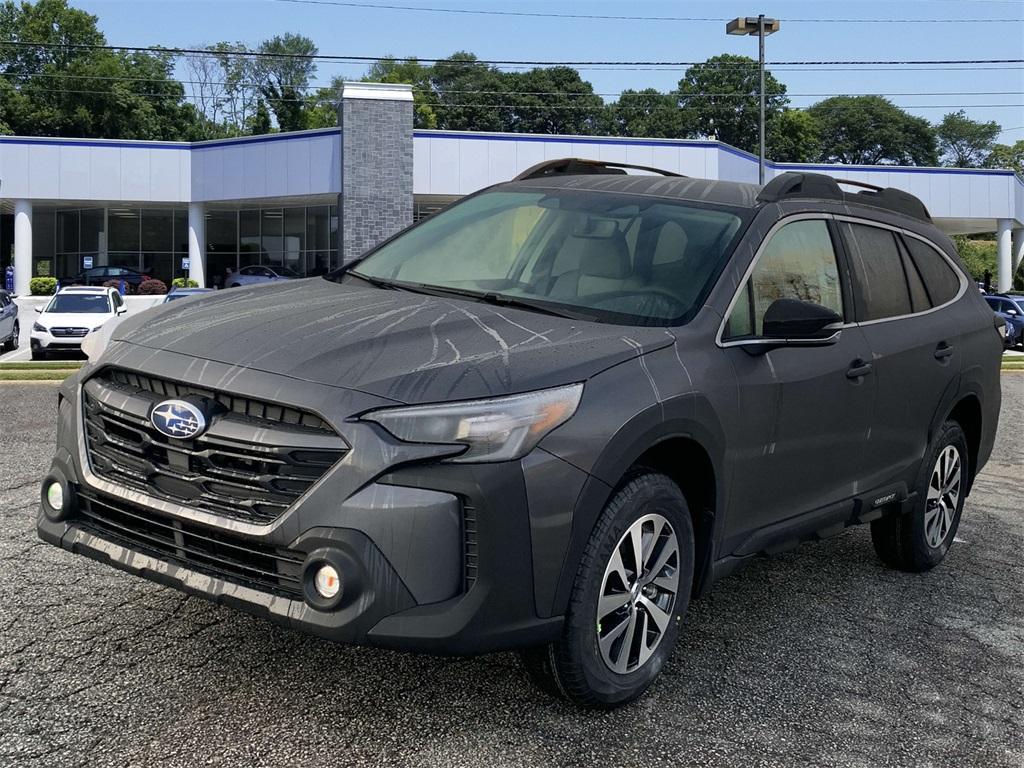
[75,491,305,599]
[83,368,348,526]
[51,327,89,337]
[463,501,478,591]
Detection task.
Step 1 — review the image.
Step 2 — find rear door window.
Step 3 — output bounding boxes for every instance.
[902,236,961,307]
[840,222,912,321]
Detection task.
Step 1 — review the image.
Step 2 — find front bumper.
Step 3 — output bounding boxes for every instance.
[37,352,585,654]
[31,329,87,351]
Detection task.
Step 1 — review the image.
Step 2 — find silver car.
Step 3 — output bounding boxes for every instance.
[226,265,300,288]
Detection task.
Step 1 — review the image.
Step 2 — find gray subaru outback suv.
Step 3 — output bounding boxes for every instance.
[38,160,1002,708]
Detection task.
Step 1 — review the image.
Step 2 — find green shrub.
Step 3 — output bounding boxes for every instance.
[137,278,168,295]
[171,277,199,288]
[29,277,57,295]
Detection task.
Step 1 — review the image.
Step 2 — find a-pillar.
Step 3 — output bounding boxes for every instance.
[13,200,32,296]
[338,82,414,264]
[187,202,206,288]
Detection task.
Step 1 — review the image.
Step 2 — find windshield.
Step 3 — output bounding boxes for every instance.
[339,188,747,326]
[45,294,111,314]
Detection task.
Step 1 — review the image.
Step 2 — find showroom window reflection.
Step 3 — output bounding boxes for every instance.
[31,204,338,287]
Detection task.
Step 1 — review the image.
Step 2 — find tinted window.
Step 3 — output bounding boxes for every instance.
[841,222,911,321]
[898,238,931,313]
[726,219,843,338]
[347,189,746,326]
[903,237,961,306]
[45,294,111,314]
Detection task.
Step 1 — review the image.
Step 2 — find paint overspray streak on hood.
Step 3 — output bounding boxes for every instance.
[111,279,675,404]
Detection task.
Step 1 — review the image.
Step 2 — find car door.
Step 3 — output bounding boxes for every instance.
[721,215,876,539]
[837,219,965,494]
[0,293,13,339]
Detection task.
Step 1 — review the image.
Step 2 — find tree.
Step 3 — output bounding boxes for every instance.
[0,0,204,140]
[676,54,788,152]
[936,110,1000,167]
[430,52,509,132]
[214,42,260,134]
[248,99,272,135]
[808,96,938,166]
[608,88,682,138]
[503,67,606,135]
[984,140,1024,176]
[364,57,438,128]
[768,109,821,163]
[255,33,317,132]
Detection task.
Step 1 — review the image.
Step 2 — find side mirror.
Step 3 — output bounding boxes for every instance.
[1007,308,1018,316]
[761,298,842,341]
[35,306,43,314]
[116,306,127,315]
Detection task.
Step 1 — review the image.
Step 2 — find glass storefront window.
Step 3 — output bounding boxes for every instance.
[206,210,238,258]
[58,210,79,254]
[173,209,188,255]
[141,209,173,253]
[81,209,105,255]
[108,209,140,253]
[260,209,283,266]
[239,209,260,263]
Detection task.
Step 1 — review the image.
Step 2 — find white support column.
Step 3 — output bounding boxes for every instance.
[187,202,206,288]
[1012,227,1024,277]
[997,219,1013,293]
[13,200,32,296]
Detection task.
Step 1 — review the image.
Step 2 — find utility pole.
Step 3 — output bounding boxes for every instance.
[727,15,781,185]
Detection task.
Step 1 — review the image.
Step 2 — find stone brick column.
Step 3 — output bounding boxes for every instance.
[339,82,414,264]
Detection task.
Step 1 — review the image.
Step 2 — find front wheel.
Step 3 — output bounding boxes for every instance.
[30,347,47,361]
[871,420,968,572]
[521,472,695,708]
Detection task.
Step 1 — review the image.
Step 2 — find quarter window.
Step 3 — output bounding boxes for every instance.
[726,219,844,338]
[840,222,912,321]
[903,236,961,307]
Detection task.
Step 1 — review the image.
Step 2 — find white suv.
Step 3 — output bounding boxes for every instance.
[31,286,125,360]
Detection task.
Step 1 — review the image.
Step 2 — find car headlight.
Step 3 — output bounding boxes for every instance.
[81,321,119,362]
[32,322,47,333]
[362,383,584,463]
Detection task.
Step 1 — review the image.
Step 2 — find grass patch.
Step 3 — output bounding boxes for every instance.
[0,361,84,371]
[0,369,78,381]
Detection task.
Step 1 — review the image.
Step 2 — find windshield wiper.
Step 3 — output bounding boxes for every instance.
[400,284,594,320]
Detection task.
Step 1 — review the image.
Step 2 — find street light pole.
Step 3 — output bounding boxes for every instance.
[726,15,780,185]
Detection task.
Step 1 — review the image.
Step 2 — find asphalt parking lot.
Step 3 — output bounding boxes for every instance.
[1,378,1022,767]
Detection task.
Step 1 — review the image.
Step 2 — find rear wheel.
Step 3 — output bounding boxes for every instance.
[1,322,17,352]
[871,420,968,572]
[520,472,694,708]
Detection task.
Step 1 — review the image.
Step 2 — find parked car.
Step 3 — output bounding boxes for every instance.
[67,265,150,288]
[38,162,1002,709]
[162,287,215,303]
[0,289,19,353]
[30,285,125,360]
[226,265,300,288]
[983,295,1024,347]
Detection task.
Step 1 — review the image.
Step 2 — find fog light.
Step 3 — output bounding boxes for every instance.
[313,564,341,599]
[46,481,64,512]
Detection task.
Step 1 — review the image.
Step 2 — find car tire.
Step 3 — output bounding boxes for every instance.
[4,322,19,352]
[870,420,968,573]
[228,283,240,288]
[520,472,695,708]
[31,348,47,361]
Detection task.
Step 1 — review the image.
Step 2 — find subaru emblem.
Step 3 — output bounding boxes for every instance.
[150,399,207,439]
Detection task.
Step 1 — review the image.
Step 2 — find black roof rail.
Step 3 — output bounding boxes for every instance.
[757,171,932,223]
[513,157,684,181]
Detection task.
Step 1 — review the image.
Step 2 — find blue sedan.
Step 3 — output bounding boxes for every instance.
[226,265,301,288]
[985,295,1024,347]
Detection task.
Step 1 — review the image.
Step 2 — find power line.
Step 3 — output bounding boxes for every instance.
[269,0,1024,24]
[1,40,1021,68]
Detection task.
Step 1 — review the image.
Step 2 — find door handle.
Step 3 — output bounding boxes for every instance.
[934,342,954,360]
[846,360,873,379]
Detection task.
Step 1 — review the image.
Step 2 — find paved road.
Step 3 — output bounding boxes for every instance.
[1,378,1022,767]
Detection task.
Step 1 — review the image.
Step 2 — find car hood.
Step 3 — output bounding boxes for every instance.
[110,279,675,403]
[38,312,113,328]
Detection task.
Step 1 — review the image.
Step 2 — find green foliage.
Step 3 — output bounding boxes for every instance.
[171,277,199,288]
[29,277,57,295]
[429,52,510,133]
[363,59,438,128]
[809,96,938,166]
[137,278,168,295]
[676,54,788,154]
[256,33,317,132]
[768,110,822,163]
[953,236,997,282]
[502,67,607,135]
[609,89,682,138]
[984,140,1024,176]
[936,110,1000,168]
[248,99,273,135]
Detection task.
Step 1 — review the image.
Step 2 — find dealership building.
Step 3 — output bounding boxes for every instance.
[2,81,1023,296]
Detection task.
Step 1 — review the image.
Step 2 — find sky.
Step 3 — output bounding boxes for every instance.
[73,0,1024,141]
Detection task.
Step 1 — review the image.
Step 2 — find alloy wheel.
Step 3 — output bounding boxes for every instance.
[925,445,962,549]
[597,513,679,674]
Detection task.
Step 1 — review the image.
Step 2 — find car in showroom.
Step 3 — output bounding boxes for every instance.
[38,161,1001,708]
[984,294,1024,347]
[66,265,150,288]
[0,289,19,353]
[162,287,215,303]
[226,265,300,288]
[30,285,126,360]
